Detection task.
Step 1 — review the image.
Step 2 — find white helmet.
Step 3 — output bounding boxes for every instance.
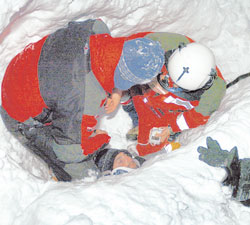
[167,42,216,91]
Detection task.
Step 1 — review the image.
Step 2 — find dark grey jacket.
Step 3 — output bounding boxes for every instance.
[1,19,110,181]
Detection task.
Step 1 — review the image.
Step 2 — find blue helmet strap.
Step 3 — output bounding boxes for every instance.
[166,86,205,101]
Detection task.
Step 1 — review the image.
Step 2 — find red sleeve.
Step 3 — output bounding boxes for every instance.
[185,109,210,127]
[132,95,170,156]
[89,32,152,94]
[81,115,111,155]
[2,36,48,122]
[172,108,210,133]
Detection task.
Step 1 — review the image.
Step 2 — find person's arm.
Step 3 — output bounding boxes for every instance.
[173,77,226,133]
[104,88,122,114]
[81,115,111,155]
[154,126,173,143]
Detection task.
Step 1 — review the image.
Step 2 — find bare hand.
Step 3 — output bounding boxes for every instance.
[105,92,122,114]
[93,129,108,135]
[155,127,171,143]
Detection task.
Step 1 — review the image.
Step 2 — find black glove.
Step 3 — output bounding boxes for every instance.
[235,158,250,204]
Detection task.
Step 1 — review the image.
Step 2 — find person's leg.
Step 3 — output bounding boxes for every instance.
[1,106,72,181]
[122,100,139,128]
[22,124,101,181]
[122,100,139,141]
[37,20,109,145]
[64,159,100,180]
[122,84,151,141]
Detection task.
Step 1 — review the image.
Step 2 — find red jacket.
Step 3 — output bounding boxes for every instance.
[81,32,151,154]
[1,29,150,155]
[133,66,225,156]
[134,90,201,155]
[2,21,225,157]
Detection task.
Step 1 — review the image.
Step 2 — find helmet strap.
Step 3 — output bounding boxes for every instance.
[178,42,187,51]
[201,68,217,90]
[157,73,185,92]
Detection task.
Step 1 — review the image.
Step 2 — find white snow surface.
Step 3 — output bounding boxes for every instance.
[1,0,250,224]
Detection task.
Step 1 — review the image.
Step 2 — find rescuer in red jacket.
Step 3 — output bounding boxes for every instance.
[122,42,226,156]
[1,19,165,180]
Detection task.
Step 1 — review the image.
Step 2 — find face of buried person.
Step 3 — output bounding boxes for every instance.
[113,152,138,170]
[93,148,145,176]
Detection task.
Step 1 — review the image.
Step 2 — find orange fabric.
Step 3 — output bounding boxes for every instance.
[82,133,111,155]
[216,67,224,79]
[133,93,174,156]
[1,31,223,157]
[89,32,151,94]
[2,36,48,122]
[185,36,195,43]
[81,115,111,155]
[81,32,152,154]
[183,108,210,128]
[133,91,199,156]
[133,60,223,156]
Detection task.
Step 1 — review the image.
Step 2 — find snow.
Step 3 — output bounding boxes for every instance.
[1,0,250,224]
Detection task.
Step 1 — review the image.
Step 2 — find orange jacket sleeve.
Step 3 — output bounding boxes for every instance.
[81,115,111,155]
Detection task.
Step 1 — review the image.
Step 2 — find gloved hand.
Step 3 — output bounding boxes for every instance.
[81,115,111,155]
[81,133,111,155]
[198,137,241,199]
[197,137,250,207]
[197,136,238,168]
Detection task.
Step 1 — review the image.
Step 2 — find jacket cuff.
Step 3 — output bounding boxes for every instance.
[81,134,111,155]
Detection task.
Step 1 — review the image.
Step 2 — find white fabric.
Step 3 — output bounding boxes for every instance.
[176,113,190,131]
[164,96,194,110]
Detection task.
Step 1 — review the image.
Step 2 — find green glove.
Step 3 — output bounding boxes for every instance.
[197,137,238,168]
[197,137,250,207]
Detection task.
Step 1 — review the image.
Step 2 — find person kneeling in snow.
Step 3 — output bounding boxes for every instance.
[1,19,164,181]
[121,39,226,156]
[198,137,250,207]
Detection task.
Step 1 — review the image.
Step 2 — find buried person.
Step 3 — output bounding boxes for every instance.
[1,106,146,182]
[49,146,146,181]
[1,19,165,181]
[121,41,226,156]
[93,148,146,176]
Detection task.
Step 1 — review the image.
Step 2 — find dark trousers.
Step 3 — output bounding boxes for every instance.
[122,100,139,128]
